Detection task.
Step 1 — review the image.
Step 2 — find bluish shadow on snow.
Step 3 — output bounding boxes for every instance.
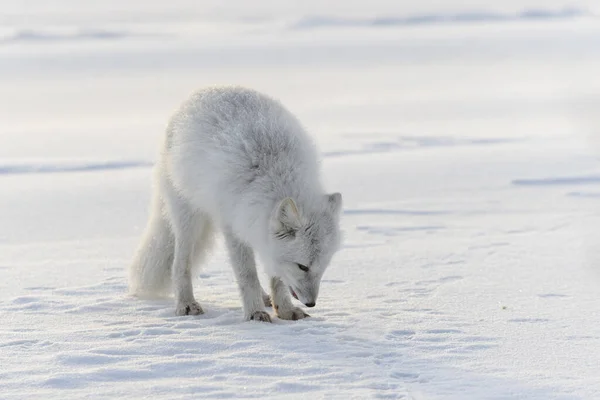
[0,160,153,175]
[323,136,519,159]
[291,7,591,30]
[512,175,600,186]
[356,225,446,237]
[0,29,168,45]
[567,191,600,198]
[344,209,451,216]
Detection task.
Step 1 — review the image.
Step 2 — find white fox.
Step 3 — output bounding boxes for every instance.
[128,86,343,322]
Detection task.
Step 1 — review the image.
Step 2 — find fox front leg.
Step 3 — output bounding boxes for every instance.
[270,277,310,321]
[225,231,272,322]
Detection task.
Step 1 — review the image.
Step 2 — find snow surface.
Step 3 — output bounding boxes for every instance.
[1,1,600,399]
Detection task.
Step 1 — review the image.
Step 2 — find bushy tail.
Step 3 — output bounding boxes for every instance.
[128,193,174,298]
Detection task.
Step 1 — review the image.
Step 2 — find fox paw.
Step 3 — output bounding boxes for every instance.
[262,293,272,307]
[275,306,310,321]
[249,311,272,323]
[175,301,204,316]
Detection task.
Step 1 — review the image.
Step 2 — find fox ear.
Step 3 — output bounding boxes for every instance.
[326,192,343,215]
[271,197,301,236]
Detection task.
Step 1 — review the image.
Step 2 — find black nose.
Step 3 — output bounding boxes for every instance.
[305,302,316,308]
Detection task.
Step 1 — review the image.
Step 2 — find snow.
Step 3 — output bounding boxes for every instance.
[1,1,600,399]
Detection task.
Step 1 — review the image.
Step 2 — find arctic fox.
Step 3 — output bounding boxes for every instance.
[128,86,343,322]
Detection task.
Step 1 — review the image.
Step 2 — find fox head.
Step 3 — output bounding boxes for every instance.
[267,193,343,307]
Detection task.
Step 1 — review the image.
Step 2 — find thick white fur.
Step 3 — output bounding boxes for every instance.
[129,86,342,321]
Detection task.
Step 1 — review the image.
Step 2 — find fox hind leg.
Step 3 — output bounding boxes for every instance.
[162,178,214,316]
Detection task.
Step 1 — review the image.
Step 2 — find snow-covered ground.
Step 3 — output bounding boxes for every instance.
[1,1,600,399]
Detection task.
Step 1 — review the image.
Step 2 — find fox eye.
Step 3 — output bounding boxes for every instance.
[297,263,309,272]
